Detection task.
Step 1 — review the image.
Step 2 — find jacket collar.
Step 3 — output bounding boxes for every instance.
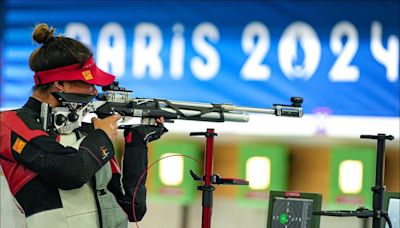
[21,97,44,118]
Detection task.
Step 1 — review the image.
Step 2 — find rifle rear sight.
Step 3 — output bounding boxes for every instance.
[102,81,132,93]
[97,81,132,103]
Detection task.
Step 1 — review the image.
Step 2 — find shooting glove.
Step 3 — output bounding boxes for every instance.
[120,124,168,221]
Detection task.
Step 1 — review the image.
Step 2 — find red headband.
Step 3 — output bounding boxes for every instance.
[33,57,115,86]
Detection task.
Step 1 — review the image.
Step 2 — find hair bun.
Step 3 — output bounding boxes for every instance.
[32,23,55,44]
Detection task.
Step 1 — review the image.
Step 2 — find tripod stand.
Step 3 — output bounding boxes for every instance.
[313,133,394,228]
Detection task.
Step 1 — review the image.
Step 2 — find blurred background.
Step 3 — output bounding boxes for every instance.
[0,1,399,228]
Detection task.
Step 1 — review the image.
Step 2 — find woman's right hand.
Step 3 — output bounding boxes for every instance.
[91,114,121,141]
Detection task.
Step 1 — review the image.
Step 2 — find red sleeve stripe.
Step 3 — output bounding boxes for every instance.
[110,157,121,174]
[125,132,132,144]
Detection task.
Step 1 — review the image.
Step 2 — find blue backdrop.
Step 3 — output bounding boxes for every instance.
[1,0,399,117]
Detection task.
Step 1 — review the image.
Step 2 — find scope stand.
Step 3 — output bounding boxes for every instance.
[313,134,394,228]
[190,129,249,228]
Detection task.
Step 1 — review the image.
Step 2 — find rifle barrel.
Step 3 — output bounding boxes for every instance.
[160,108,250,122]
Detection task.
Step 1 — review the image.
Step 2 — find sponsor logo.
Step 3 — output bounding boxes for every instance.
[82,70,93,80]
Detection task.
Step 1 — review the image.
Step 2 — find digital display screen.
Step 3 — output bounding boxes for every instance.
[270,197,314,228]
[386,198,400,228]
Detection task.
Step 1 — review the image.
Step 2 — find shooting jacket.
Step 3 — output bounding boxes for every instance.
[0,97,148,228]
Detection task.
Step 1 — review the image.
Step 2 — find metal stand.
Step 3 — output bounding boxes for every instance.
[190,129,249,228]
[313,133,394,228]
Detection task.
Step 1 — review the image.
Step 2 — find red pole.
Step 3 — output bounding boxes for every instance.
[202,128,215,228]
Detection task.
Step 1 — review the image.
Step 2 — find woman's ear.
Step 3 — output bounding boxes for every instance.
[53,81,64,92]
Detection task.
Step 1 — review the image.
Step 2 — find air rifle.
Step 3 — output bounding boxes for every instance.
[40,81,304,134]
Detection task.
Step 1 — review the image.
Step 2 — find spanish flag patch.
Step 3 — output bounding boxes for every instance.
[12,137,27,154]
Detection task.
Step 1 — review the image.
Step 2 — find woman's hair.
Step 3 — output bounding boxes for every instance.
[30,23,93,91]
